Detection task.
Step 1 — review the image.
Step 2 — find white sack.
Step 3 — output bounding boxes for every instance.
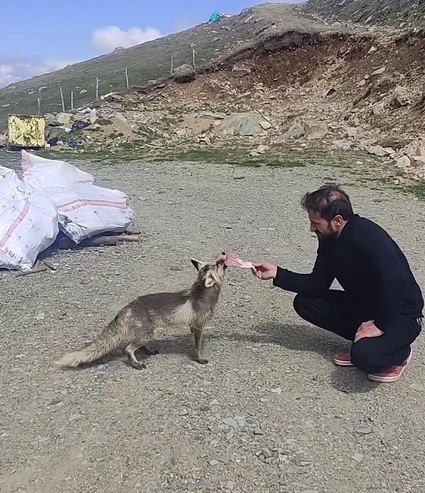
[0,176,59,271]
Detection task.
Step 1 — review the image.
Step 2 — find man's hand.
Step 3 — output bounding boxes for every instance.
[354,320,384,343]
[251,261,278,280]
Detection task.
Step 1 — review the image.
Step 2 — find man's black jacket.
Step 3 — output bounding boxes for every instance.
[273,214,424,330]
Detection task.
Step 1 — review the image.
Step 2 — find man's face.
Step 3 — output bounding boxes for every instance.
[308,210,340,239]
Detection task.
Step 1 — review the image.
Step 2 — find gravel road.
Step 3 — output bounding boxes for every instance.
[1,158,424,493]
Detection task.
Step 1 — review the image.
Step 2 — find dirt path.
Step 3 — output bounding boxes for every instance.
[1,159,424,493]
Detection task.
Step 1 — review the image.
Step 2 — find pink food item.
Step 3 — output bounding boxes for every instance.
[224,252,254,269]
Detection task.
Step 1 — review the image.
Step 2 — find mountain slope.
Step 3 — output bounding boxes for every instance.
[0,4,328,122]
[305,0,425,29]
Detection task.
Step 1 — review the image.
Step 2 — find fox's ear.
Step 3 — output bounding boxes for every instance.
[191,258,205,271]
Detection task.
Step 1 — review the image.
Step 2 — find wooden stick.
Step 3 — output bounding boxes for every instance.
[15,262,48,277]
[57,233,141,250]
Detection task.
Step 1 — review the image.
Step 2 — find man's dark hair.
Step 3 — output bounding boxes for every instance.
[301,184,354,221]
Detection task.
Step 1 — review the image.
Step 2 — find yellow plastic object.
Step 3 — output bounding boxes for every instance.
[7,114,45,148]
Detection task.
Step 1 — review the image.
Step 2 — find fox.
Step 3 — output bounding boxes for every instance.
[55,252,227,370]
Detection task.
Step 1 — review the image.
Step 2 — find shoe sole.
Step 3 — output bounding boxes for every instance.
[368,350,413,383]
[333,358,354,367]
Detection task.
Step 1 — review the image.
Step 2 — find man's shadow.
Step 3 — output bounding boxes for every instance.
[219,322,377,394]
[63,322,377,394]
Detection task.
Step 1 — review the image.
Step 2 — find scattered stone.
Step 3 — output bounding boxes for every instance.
[35,312,45,321]
[253,427,264,435]
[371,66,386,77]
[294,457,312,467]
[261,448,272,459]
[390,86,410,107]
[372,101,387,115]
[411,156,425,165]
[222,417,238,428]
[219,113,268,136]
[250,144,269,156]
[368,46,378,54]
[396,156,411,168]
[367,145,394,157]
[355,423,373,435]
[410,383,425,391]
[209,459,219,466]
[352,453,364,463]
[323,87,336,98]
[56,113,73,126]
[270,387,282,394]
[259,120,272,130]
[44,113,61,126]
[304,120,328,140]
[179,409,189,417]
[232,63,252,77]
[345,126,358,138]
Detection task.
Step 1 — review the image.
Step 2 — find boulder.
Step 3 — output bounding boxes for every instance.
[367,145,395,157]
[44,113,61,126]
[218,113,269,136]
[304,121,328,140]
[390,86,410,108]
[395,156,411,169]
[232,64,252,77]
[56,113,73,126]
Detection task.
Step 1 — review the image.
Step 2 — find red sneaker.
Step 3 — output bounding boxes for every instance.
[368,349,413,383]
[334,351,354,367]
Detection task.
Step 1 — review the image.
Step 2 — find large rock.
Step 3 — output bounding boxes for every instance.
[390,86,411,108]
[395,156,411,169]
[411,156,425,166]
[232,63,252,77]
[0,133,7,147]
[44,113,61,126]
[278,123,305,142]
[304,120,328,140]
[56,113,73,126]
[218,113,269,136]
[367,145,395,157]
[414,147,425,157]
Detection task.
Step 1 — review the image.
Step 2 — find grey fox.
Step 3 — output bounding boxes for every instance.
[55,253,227,369]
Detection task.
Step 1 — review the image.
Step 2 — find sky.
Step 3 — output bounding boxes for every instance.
[0,0,305,88]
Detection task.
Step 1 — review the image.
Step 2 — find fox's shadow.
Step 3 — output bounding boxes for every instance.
[63,322,376,394]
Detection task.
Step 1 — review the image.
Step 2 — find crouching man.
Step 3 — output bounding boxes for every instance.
[251,185,423,383]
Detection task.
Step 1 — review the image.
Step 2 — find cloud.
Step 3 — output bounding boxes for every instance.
[0,54,76,88]
[91,26,163,53]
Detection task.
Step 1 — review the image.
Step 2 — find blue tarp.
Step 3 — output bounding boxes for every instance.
[208,11,221,24]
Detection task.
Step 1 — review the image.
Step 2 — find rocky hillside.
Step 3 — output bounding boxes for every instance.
[0,3,329,124]
[1,1,425,185]
[305,0,425,29]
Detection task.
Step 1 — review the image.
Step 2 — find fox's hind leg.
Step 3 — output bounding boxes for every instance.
[191,326,208,365]
[125,341,148,370]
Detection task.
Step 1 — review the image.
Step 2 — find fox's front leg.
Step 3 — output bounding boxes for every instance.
[190,326,208,364]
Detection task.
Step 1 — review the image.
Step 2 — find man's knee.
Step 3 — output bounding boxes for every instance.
[293,293,310,319]
[350,339,385,374]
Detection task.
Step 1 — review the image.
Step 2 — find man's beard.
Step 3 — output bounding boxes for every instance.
[316,228,338,240]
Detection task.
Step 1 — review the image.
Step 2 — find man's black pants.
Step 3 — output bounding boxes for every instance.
[293,290,423,374]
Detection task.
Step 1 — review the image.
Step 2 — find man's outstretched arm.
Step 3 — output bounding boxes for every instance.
[252,242,335,296]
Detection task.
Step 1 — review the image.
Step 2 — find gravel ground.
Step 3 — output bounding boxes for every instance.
[1,158,424,493]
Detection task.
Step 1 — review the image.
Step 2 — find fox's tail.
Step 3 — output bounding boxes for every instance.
[55,321,125,368]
